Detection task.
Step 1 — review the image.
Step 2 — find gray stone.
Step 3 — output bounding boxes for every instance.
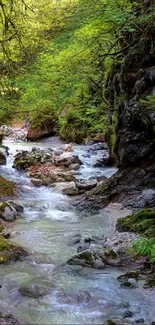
[31,178,42,186]
[68,245,121,268]
[75,179,97,191]
[0,201,24,221]
[19,282,51,298]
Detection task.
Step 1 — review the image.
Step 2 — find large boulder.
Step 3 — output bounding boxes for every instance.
[54,181,80,196]
[67,245,121,268]
[13,148,53,170]
[0,201,23,221]
[27,118,57,141]
[55,153,82,167]
[19,280,51,298]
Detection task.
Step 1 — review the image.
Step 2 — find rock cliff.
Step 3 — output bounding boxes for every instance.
[78,8,155,211]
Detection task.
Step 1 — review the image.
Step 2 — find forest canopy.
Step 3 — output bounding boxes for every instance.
[0,0,154,142]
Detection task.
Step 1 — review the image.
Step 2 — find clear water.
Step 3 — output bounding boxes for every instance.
[0,138,155,324]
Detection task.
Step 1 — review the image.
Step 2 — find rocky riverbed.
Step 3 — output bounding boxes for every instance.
[0,136,155,325]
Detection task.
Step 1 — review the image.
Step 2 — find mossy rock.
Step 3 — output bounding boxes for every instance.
[143,278,155,288]
[104,249,118,259]
[0,176,15,197]
[117,271,140,282]
[0,224,5,232]
[0,235,27,264]
[116,208,155,238]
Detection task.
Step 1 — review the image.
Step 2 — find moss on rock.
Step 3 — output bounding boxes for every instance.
[0,176,15,197]
[0,235,27,264]
[116,208,155,238]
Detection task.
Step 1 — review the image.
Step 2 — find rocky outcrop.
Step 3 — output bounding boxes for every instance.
[76,15,155,211]
[27,118,57,141]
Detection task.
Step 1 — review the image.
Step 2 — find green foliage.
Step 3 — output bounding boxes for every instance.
[0,0,154,141]
[140,94,155,110]
[132,237,155,263]
[117,208,155,238]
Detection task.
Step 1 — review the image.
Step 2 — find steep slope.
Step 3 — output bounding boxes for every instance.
[78,2,155,211]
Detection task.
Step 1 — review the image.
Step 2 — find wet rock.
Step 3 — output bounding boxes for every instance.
[31,178,42,186]
[0,313,25,325]
[117,271,140,282]
[0,227,10,239]
[105,319,134,325]
[124,311,133,318]
[69,163,80,170]
[57,290,91,305]
[0,150,6,165]
[60,143,74,152]
[89,142,108,151]
[119,302,130,308]
[68,245,121,268]
[55,153,82,167]
[136,320,145,324]
[0,235,27,264]
[0,201,23,221]
[75,179,97,191]
[143,278,155,288]
[68,233,82,246]
[19,281,51,298]
[54,182,80,196]
[0,203,17,221]
[53,148,63,156]
[13,148,53,170]
[77,235,107,253]
[121,278,138,289]
[77,242,90,253]
[41,176,56,186]
[56,171,76,182]
[8,201,24,213]
[68,248,105,268]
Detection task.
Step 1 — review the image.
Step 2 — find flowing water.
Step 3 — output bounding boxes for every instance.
[0,137,155,324]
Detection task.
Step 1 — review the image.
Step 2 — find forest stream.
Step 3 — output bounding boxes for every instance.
[0,137,155,325]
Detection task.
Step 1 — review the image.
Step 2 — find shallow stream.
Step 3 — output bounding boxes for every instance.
[0,137,155,324]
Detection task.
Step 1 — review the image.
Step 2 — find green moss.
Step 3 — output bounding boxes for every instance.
[0,225,5,232]
[117,208,155,238]
[144,278,155,288]
[0,235,13,251]
[0,234,26,264]
[0,176,15,197]
[0,202,7,210]
[107,321,117,325]
[117,271,140,282]
[105,249,117,259]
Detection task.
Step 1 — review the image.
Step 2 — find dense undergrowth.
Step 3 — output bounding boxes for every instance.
[1,1,154,145]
